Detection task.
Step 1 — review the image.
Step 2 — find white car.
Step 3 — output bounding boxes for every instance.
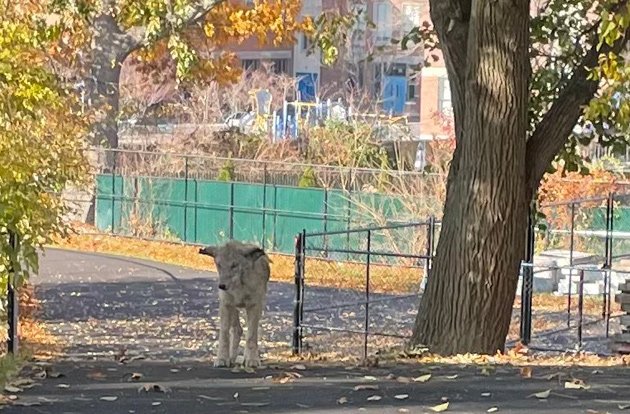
[224,112,255,132]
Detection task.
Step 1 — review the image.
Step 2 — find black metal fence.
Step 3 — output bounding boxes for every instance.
[292,220,438,358]
[519,192,628,353]
[290,192,630,358]
[2,231,20,355]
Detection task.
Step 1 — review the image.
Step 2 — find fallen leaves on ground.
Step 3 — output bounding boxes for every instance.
[272,371,303,384]
[99,396,118,402]
[530,389,551,399]
[138,384,170,393]
[3,386,21,393]
[414,374,432,382]
[353,384,379,391]
[520,367,532,378]
[564,379,590,390]
[430,401,450,412]
[337,396,348,405]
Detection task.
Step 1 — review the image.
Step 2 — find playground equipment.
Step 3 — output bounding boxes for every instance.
[249,88,273,133]
[245,82,410,141]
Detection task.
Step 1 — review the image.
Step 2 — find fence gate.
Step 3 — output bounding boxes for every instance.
[292,220,437,359]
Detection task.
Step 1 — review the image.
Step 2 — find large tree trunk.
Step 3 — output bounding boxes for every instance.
[410,0,530,355]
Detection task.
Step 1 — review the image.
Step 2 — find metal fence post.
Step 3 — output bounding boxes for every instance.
[364,230,372,360]
[421,216,435,292]
[578,269,584,348]
[183,156,189,242]
[110,150,117,234]
[292,233,303,355]
[323,189,329,258]
[261,165,267,248]
[567,202,575,328]
[7,231,19,354]
[603,192,614,320]
[605,192,615,336]
[229,182,235,240]
[520,211,535,345]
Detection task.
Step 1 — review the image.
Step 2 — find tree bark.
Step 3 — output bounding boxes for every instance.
[86,1,222,148]
[410,0,530,355]
[87,13,138,148]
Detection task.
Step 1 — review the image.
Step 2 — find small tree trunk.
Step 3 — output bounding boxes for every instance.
[87,58,122,148]
[86,13,136,148]
[410,0,530,355]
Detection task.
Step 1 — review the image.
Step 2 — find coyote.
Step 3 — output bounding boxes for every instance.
[199,241,270,367]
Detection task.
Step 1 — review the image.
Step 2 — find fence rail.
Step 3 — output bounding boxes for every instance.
[292,221,438,357]
[89,147,440,192]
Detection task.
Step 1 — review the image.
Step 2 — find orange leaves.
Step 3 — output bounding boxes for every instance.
[203,0,311,47]
[539,166,621,206]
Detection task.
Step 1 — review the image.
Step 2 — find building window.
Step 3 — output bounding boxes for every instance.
[407,83,416,102]
[374,2,392,43]
[438,77,453,115]
[270,59,289,74]
[301,33,311,51]
[242,59,260,71]
[401,4,422,32]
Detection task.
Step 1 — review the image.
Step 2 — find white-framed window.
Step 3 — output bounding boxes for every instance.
[374,2,392,43]
[401,3,422,32]
[438,77,453,115]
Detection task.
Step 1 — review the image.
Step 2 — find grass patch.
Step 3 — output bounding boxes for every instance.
[52,226,621,310]
[52,228,423,294]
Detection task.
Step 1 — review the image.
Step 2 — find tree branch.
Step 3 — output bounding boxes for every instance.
[427,0,471,194]
[525,25,630,194]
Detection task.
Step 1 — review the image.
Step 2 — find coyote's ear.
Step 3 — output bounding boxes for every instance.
[199,246,217,257]
[243,246,266,261]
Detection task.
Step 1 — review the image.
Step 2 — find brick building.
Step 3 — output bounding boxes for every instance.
[229,0,451,137]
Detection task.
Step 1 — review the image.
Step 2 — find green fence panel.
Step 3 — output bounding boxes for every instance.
[133,177,186,240]
[95,174,124,232]
[233,182,266,246]
[264,185,279,251]
[195,181,232,245]
[185,178,198,243]
[274,186,326,253]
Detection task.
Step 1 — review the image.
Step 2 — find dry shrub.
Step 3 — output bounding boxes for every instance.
[539,164,621,207]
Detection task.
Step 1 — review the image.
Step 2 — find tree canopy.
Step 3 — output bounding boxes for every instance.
[45,0,318,146]
[0,0,88,289]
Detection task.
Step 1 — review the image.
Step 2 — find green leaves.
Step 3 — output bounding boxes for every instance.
[1,0,88,291]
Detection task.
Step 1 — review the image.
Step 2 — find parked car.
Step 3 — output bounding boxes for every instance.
[224,111,255,132]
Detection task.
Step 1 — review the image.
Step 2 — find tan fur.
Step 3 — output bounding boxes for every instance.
[199,241,270,367]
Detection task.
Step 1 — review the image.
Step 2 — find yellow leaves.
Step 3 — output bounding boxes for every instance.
[1,0,88,287]
[204,0,309,47]
[430,402,450,412]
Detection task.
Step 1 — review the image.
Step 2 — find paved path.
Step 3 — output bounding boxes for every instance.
[32,248,420,359]
[4,248,628,413]
[5,359,630,413]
